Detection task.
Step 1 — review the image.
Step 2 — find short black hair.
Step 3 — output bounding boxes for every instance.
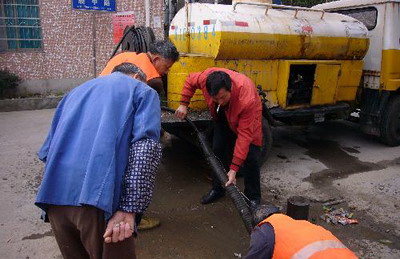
[206,71,232,96]
[252,205,280,226]
[112,62,147,81]
[149,40,179,62]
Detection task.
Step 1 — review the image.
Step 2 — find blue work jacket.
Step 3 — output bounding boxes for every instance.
[35,72,161,219]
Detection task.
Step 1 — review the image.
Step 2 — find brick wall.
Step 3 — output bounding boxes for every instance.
[0,0,166,93]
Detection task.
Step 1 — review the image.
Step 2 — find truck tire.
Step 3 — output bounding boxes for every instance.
[380,95,400,146]
[260,117,273,163]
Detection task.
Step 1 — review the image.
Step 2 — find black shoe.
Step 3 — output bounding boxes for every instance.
[200,189,225,204]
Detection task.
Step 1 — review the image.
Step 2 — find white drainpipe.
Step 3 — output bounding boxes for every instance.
[145,0,150,26]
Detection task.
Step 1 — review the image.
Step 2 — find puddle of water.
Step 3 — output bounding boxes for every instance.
[136,136,250,258]
[291,137,385,185]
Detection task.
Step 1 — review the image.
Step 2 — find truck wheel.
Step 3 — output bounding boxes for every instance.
[380,95,400,146]
[260,117,273,163]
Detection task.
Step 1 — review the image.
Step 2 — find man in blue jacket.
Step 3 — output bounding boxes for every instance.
[35,63,162,259]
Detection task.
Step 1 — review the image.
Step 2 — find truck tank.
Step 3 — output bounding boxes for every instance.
[169,2,369,60]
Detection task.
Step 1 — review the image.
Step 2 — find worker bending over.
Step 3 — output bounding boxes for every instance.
[175,68,263,206]
[36,63,161,259]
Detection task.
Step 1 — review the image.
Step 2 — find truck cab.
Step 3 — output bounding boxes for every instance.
[314,0,400,145]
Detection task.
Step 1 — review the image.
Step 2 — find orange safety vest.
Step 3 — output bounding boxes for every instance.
[99,52,160,82]
[260,214,358,259]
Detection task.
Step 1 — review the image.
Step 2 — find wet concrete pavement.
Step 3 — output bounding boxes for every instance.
[0,109,399,258]
[263,122,400,258]
[136,137,249,258]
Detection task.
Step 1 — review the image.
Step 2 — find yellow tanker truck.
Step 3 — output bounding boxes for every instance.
[160,0,400,151]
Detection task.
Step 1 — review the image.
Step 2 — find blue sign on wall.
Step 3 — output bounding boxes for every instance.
[72,0,116,12]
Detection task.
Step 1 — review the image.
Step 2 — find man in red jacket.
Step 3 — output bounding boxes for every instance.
[175,68,263,205]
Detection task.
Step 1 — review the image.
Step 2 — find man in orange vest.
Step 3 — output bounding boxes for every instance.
[100,40,179,96]
[246,205,358,259]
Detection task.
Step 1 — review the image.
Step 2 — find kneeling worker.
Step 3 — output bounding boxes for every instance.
[175,68,263,206]
[246,205,358,259]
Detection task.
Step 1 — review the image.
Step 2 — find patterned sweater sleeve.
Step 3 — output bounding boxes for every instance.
[118,138,162,214]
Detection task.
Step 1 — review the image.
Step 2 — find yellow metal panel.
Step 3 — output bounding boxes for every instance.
[169,32,189,54]
[381,49,400,91]
[337,61,363,88]
[336,87,358,102]
[214,59,280,107]
[168,56,281,110]
[214,59,279,91]
[276,60,341,109]
[311,64,340,105]
[168,56,215,110]
[169,30,222,58]
[168,57,363,111]
[170,31,369,60]
[336,60,363,102]
[277,61,290,109]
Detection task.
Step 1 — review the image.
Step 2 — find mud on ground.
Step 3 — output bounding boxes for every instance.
[0,109,399,258]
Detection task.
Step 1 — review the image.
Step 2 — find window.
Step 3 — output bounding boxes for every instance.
[333,7,378,31]
[0,0,42,51]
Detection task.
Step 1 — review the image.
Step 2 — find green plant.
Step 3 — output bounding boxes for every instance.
[0,69,21,99]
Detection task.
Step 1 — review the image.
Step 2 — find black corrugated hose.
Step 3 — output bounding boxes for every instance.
[109,26,156,60]
[161,106,254,234]
[109,26,135,59]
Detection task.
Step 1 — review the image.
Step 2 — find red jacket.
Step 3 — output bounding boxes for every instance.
[180,68,262,171]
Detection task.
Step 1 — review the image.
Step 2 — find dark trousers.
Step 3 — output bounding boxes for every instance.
[212,115,261,202]
[135,213,143,226]
[47,205,136,259]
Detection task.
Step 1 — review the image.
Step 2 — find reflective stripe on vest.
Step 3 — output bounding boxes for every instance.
[291,240,348,259]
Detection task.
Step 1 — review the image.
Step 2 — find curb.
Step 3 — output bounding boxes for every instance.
[0,97,62,112]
